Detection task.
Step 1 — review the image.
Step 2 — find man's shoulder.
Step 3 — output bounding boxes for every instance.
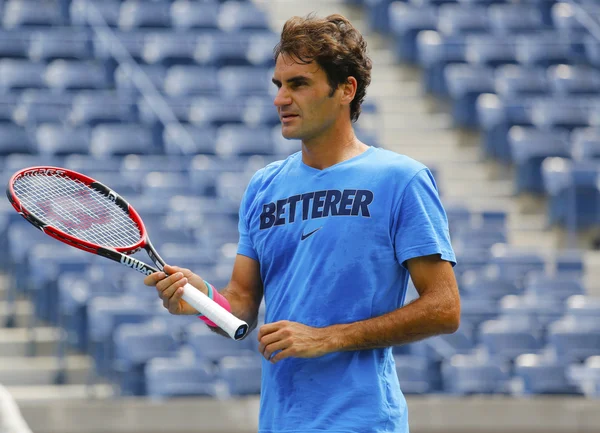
[369,147,429,178]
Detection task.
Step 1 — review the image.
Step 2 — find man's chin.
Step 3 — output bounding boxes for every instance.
[280,127,301,140]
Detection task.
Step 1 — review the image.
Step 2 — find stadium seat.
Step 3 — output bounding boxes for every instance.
[453,225,506,251]
[465,34,517,67]
[445,64,494,127]
[541,157,600,229]
[118,0,171,31]
[186,322,255,364]
[453,246,490,280]
[494,65,550,97]
[411,322,475,361]
[567,355,600,397]
[417,31,466,95]
[585,35,600,67]
[170,1,219,30]
[44,60,109,91]
[0,93,18,124]
[140,171,197,199]
[0,30,30,58]
[28,29,92,62]
[187,156,246,197]
[514,353,580,395]
[551,2,588,35]
[141,33,197,67]
[189,97,246,127]
[515,33,573,68]
[244,97,280,127]
[394,355,435,394]
[163,66,219,96]
[216,125,274,157]
[488,4,545,34]
[509,126,572,193]
[114,64,167,95]
[364,0,395,34]
[571,127,600,160]
[36,124,90,157]
[69,91,137,127]
[90,124,156,157]
[437,5,489,35]
[500,294,564,327]
[93,31,148,63]
[479,317,544,361]
[523,271,585,300]
[145,353,222,398]
[12,90,73,126]
[548,65,600,95]
[194,32,254,67]
[390,4,438,64]
[548,316,600,363]
[246,32,279,67]
[460,297,498,329]
[459,268,519,299]
[0,124,34,155]
[219,355,262,396]
[442,353,510,394]
[218,67,273,98]
[217,1,270,31]
[70,0,121,27]
[2,0,66,29]
[163,124,218,155]
[0,59,46,91]
[113,320,179,396]
[565,295,600,325]
[63,155,122,174]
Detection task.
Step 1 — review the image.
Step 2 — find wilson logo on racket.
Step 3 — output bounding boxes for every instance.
[37,189,112,230]
[120,255,154,275]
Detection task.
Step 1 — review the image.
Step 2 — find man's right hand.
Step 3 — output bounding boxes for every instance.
[144,264,208,315]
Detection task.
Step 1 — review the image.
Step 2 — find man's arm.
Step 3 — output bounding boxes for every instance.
[258,254,460,362]
[144,254,263,337]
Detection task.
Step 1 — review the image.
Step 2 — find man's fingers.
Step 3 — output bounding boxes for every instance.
[160,276,188,301]
[262,339,289,361]
[270,348,293,364]
[144,271,166,287]
[258,330,285,354]
[258,321,288,340]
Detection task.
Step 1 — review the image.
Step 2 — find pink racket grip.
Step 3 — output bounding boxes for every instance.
[199,290,232,327]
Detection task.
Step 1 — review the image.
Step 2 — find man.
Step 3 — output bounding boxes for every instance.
[145,13,460,433]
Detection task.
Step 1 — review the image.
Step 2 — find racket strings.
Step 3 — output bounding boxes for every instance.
[13,172,142,248]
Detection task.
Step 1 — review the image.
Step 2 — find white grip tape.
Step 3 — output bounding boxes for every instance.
[180,283,248,340]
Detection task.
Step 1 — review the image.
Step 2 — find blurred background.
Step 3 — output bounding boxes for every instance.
[0,0,600,432]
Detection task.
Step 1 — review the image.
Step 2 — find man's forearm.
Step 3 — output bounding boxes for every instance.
[326,293,460,352]
[206,284,260,338]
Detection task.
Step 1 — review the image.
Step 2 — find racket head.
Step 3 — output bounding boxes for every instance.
[7,166,148,255]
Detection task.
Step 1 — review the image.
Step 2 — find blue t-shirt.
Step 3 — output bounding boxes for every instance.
[237,146,455,433]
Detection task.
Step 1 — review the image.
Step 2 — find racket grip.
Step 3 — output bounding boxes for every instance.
[180,283,249,340]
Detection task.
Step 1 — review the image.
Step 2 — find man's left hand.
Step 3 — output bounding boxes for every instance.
[257,320,334,363]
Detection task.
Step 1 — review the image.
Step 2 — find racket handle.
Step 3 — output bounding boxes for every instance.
[180,283,249,340]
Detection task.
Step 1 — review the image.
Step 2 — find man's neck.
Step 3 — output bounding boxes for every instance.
[301,127,368,170]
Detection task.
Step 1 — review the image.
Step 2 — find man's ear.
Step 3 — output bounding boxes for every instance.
[341,76,358,105]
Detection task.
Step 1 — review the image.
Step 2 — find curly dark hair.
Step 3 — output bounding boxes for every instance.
[273,13,372,123]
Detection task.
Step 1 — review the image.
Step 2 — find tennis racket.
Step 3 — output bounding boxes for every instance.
[6,166,249,340]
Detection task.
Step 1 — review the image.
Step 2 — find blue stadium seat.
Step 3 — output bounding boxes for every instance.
[163,124,218,155]
[0,30,30,58]
[445,64,494,127]
[118,0,171,31]
[567,355,600,397]
[186,322,255,364]
[272,131,301,157]
[460,297,498,328]
[548,65,600,95]
[145,354,221,398]
[548,316,600,363]
[113,320,179,396]
[163,66,219,96]
[94,31,148,63]
[437,5,489,35]
[244,97,280,127]
[216,125,274,157]
[453,246,490,280]
[390,4,438,64]
[509,126,571,193]
[459,268,519,299]
[494,65,549,97]
[565,296,600,325]
[114,64,167,95]
[551,3,588,35]
[219,355,262,396]
[442,354,510,394]
[555,249,585,274]
[88,296,153,376]
[214,170,255,203]
[0,59,45,91]
[453,224,506,251]
[2,0,66,28]
[44,60,109,92]
[140,171,197,200]
[411,322,475,361]
[246,32,279,67]
[137,96,193,128]
[36,124,90,157]
[394,355,435,394]
[500,294,564,328]
[217,1,269,31]
[28,29,92,62]
[141,33,197,66]
[417,31,466,95]
[189,97,245,126]
[364,0,395,34]
[70,0,121,27]
[69,91,137,127]
[0,93,18,124]
[187,156,246,197]
[465,34,517,67]
[170,1,219,30]
[523,271,585,300]
[516,33,574,68]
[585,35,600,67]
[479,317,544,361]
[90,124,156,157]
[194,32,253,67]
[571,127,600,160]
[12,90,73,126]
[0,124,34,155]
[542,158,600,229]
[514,353,580,395]
[490,245,546,282]
[488,4,545,34]
[218,67,273,98]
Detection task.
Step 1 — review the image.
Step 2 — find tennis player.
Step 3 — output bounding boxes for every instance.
[145,13,460,433]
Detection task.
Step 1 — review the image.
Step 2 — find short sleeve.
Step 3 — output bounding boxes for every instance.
[236,170,261,261]
[394,168,456,268]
